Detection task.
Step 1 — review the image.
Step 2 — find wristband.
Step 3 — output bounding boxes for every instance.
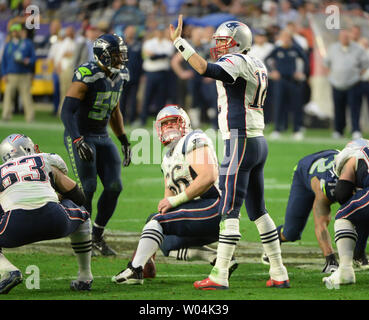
[167,191,189,208]
[173,37,196,61]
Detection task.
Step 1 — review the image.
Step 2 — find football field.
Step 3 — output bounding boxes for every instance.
[1,111,368,303]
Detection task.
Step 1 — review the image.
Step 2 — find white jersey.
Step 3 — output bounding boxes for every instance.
[334,139,369,177]
[0,153,68,212]
[215,53,267,140]
[161,130,220,199]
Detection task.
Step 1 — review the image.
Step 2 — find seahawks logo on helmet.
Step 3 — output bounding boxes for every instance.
[93,34,128,75]
[94,38,110,51]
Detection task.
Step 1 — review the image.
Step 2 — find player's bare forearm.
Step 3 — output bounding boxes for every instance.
[187,53,208,75]
[313,199,334,256]
[52,166,77,193]
[184,147,218,200]
[169,14,207,75]
[109,106,125,137]
[184,173,216,200]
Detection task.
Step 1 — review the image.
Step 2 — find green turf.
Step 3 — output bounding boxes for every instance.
[1,253,368,300]
[0,112,367,301]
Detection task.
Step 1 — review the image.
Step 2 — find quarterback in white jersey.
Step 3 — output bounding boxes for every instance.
[112,105,240,285]
[170,15,289,290]
[0,134,93,293]
[214,53,267,140]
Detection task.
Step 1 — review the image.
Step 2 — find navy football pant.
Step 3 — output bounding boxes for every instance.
[64,133,122,228]
[279,164,314,241]
[0,199,90,248]
[219,136,268,221]
[147,198,221,254]
[335,188,369,256]
[335,188,369,224]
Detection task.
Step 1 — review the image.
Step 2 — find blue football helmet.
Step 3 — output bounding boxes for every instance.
[93,34,128,74]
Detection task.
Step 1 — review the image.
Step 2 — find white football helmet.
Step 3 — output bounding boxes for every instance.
[0,134,39,163]
[333,138,369,176]
[155,105,192,146]
[210,21,252,60]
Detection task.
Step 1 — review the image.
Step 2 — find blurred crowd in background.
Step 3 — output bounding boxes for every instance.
[0,0,368,140]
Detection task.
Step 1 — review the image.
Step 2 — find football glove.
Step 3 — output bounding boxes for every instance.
[118,134,131,167]
[73,136,93,162]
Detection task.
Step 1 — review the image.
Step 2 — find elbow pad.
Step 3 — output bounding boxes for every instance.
[62,184,86,207]
[335,180,355,205]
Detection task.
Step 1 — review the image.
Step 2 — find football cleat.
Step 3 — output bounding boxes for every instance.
[266,278,290,288]
[322,260,339,273]
[131,250,156,278]
[261,252,269,265]
[92,235,116,256]
[210,257,238,280]
[0,270,22,294]
[193,277,229,290]
[322,267,355,287]
[353,255,369,270]
[112,262,144,285]
[70,279,93,291]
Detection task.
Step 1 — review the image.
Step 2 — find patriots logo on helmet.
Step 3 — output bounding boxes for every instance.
[225,22,240,31]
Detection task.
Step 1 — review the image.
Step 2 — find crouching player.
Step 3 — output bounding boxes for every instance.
[262,149,341,273]
[112,105,238,285]
[323,139,369,287]
[0,134,93,294]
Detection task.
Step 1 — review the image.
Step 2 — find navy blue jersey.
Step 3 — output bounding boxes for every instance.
[299,149,339,203]
[72,61,129,135]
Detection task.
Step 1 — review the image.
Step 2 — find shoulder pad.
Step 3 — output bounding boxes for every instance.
[44,153,68,175]
[182,130,210,155]
[74,62,105,83]
[120,68,130,82]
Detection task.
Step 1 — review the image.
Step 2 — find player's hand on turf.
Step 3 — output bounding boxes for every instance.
[118,134,132,167]
[169,14,183,42]
[74,136,93,162]
[158,198,172,214]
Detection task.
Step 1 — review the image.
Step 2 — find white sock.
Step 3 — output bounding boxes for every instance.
[210,219,241,285]
[0,252,18,273]
[132,220,163,269]
[70,219,93,282]
[169,246,217,262]
[334,219,357,268]
[255,214,287,280]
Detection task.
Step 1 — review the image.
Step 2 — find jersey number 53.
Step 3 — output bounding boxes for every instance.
[0,156,47,192]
